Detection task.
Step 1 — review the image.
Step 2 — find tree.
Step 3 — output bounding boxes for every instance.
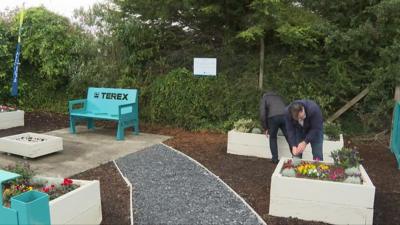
[238,0,322,90]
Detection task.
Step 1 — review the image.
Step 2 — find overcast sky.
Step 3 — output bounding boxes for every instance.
[0,0,105,18]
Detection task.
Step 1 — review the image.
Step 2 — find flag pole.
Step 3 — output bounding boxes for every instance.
[11,3,25,109]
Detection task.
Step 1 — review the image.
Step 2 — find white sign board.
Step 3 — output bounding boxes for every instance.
[193,58,217,76]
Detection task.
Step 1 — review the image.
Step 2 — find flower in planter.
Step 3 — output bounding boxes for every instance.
[233,118,260,133]
[282,168,296,177]
[344,176,362,184]
[282,159,294,169]
[345,167,361,176]
[281,158,363,183]
[331,147,362,169]
[2,183,33,204]
[62,178,73,186]
[329,167,345,181]
[0,105,16,112]
[1,164,80,206]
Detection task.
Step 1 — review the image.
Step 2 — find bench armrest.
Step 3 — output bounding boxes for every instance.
[69,99,87,113]
[118,103,135,117]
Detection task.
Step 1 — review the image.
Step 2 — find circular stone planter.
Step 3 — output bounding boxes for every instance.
[0,132,63,158]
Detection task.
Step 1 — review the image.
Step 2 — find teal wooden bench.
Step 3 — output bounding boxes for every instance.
[69,87,139,140]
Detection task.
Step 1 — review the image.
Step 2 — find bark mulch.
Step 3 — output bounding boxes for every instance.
[71,162,131,225]
[1,112,398,225]
[144,123,400,225]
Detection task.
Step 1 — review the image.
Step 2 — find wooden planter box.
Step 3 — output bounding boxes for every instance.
[269,158,375,225]
[0,110,24,129]
[38,177,102,225]
[0,132,63,158]
[227,130,344,162]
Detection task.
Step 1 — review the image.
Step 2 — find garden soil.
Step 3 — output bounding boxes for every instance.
[0,111,398,225]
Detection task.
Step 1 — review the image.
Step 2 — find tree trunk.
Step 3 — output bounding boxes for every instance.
[258,37,265,90]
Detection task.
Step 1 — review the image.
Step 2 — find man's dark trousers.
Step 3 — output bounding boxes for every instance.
[293,127,324,160]
[268,115,290,161]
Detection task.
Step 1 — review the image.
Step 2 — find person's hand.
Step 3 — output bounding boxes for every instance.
[297,141,307,153]
[265,130,269,138]
[292,146,299,155]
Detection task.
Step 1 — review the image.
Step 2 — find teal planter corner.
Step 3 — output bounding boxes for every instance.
[11,190,51,225]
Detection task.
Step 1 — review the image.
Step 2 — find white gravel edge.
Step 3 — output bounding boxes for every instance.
[113,160,134,225]
[161,143,268,225]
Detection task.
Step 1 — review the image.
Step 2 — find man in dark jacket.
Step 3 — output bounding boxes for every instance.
[285,100,324,160]
[260,91,290,164]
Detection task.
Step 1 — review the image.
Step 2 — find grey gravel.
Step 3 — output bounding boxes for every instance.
[116,144,266,225]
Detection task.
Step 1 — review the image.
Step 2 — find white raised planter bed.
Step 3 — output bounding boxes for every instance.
[0,132,63,158]
[0,110,24,129]
[37,177,102,225]
[227,129,344,162]
[269,157,375,225]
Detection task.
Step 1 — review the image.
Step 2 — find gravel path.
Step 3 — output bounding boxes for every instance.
[116,144,266,225]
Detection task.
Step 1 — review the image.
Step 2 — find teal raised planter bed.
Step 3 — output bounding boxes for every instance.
[0,170,20,225]
[11,191,51,225]
[0,170,51,225]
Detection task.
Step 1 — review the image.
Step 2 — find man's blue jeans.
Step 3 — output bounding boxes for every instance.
[267,115,290,161]
[294,127,324,160]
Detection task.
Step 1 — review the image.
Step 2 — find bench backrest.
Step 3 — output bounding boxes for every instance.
[86,87,138,115]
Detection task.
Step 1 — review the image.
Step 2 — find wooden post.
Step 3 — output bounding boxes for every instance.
[328,87,369,122]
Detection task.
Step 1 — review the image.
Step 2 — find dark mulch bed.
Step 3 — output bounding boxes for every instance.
[71,162,131,225]
[1,111,399,225]
[146,124,400,225]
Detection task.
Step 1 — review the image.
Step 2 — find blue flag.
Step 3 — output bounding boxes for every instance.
[11,43,21,97]
[11,7,24,97]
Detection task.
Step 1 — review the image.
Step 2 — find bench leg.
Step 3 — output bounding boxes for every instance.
[133,119,139,135]
[117,123,124,140]
[87,118,95,130]
[69,116,76,134]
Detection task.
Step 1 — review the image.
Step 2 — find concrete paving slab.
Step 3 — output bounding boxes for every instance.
[0,126,170,177]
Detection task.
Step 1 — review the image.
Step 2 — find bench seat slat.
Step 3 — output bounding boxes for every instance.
[70,112,119,120]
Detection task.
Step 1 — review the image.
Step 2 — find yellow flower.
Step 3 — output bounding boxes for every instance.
[318,164,329,171]
[3,188,11,195]
[27,186,33,191]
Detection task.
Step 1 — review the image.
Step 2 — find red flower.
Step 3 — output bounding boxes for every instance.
[61,178,73,186]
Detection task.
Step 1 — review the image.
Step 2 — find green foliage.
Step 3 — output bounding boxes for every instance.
[282,168,296,177]
[344,176,362,184]
[0,7,92,110]
[0,0,399,133]
[144,68,260,130]
[331,148,363,169]
[344,167,361,176]
[324,122,342,141]
[4,162,36,182]
[233,118,260,133]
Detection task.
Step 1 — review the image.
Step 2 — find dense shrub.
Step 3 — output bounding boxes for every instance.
[143,68,260,130]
